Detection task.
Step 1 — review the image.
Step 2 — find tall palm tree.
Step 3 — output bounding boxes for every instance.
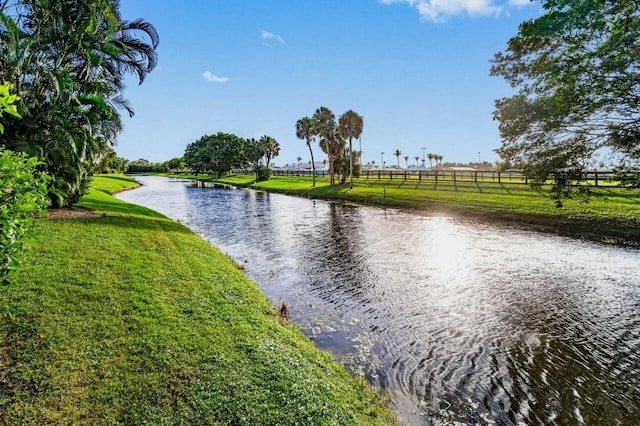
[338,109,364,189]
[437,154,444,166]
[394,149,402,167]
[428,153,434,167]
[414,155,420,166]
[404,155,409,168]
[260,135,279,168]
[296,116,317,186]
[313,106,338,186]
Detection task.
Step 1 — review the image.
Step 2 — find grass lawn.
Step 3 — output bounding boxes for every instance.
[215,174,640,245]
[0,174,396,425]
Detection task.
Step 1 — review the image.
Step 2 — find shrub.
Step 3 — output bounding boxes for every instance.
[255,165,271,182]
[0,148,50,284]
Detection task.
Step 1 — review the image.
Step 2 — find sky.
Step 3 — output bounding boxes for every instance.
[116,0,543,167]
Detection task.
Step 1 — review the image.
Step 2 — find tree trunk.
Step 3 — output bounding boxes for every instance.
[349,137,353,189]
[307,141,316,187]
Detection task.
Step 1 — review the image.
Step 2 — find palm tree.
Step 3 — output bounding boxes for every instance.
[404,155,409,168]
[313,106,339,186]
[296,116,317,186]
[394,149,402,167]
[428,153,435,167]
[338,109,364,189]
[0,0,159,206]
[260,135,280,168]
[296,156,302,170]
[414,156,420,166]
[437,154,444,166]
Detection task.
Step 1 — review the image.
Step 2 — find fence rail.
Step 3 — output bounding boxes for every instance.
[234,169,637,187]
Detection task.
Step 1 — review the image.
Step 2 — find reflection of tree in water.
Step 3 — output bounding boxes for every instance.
[300,202,375,306]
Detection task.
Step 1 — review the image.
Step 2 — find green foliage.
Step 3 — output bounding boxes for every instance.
[0,1,159,206]
[334,149,362,185]
[184,132,249,177]
[127,159,168,173]
[0,148,49,284]
[0,83,21,134]
[259,135,280,168]
[164,156,185,172]
[491,0,640,203]
[255,165,271,182]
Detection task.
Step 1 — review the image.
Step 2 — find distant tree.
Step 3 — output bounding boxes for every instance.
[338,109,364,189]
[244,138,265,175]
[184,132,248,177]
[414,156,420,166]
[427,153,434,167]
[165,157,184,172]
[260,136,280,168]
[296,116,317,186]
[334,147,361,185]
[314,107,340,186]
[394,149,402,167]
[491,0,640,203]
[403,155,409,168]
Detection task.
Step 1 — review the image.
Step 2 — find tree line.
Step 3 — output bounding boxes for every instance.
[296,107,363,188]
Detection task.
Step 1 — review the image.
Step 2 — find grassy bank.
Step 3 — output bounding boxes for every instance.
[0,175,396,425]
[214,174,640,245]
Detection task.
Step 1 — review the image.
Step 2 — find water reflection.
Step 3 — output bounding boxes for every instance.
[117,176,640,425]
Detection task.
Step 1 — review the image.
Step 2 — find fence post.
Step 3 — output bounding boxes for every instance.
[390,171,393,180]
[474,171,477,183]
[594,171,599,187]
[435,170,438,183]
[419,171,422,182]
[378,171,380,179]
[454,171,457,183]
[404,171,407,181]
[498,171,501,184]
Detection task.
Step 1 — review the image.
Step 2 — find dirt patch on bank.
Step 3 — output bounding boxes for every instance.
[46,207,103,221]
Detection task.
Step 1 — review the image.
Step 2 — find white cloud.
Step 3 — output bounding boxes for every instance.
[202,70,229,83]
[261,30,284,44]
[379,0,532,21]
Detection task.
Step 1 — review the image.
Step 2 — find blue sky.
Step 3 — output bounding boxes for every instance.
[117,0,542,166]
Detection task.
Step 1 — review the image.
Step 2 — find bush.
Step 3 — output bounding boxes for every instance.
[255,165,271,182]
[0,148,50,284]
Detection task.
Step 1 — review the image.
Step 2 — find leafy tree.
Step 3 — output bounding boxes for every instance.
[260,135,280,168]
[296,117,317,186]
[414,156,420,166]
[184,133,248,178]
[427,153,434,167]
[338,109,364,189]
[164,157,185,172]
[491,0,640,203]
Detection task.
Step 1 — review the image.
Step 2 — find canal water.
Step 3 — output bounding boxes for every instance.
[116,176,640,425]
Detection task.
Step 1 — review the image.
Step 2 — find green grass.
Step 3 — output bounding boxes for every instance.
[0,174,396,425]
[215,175,640,245]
